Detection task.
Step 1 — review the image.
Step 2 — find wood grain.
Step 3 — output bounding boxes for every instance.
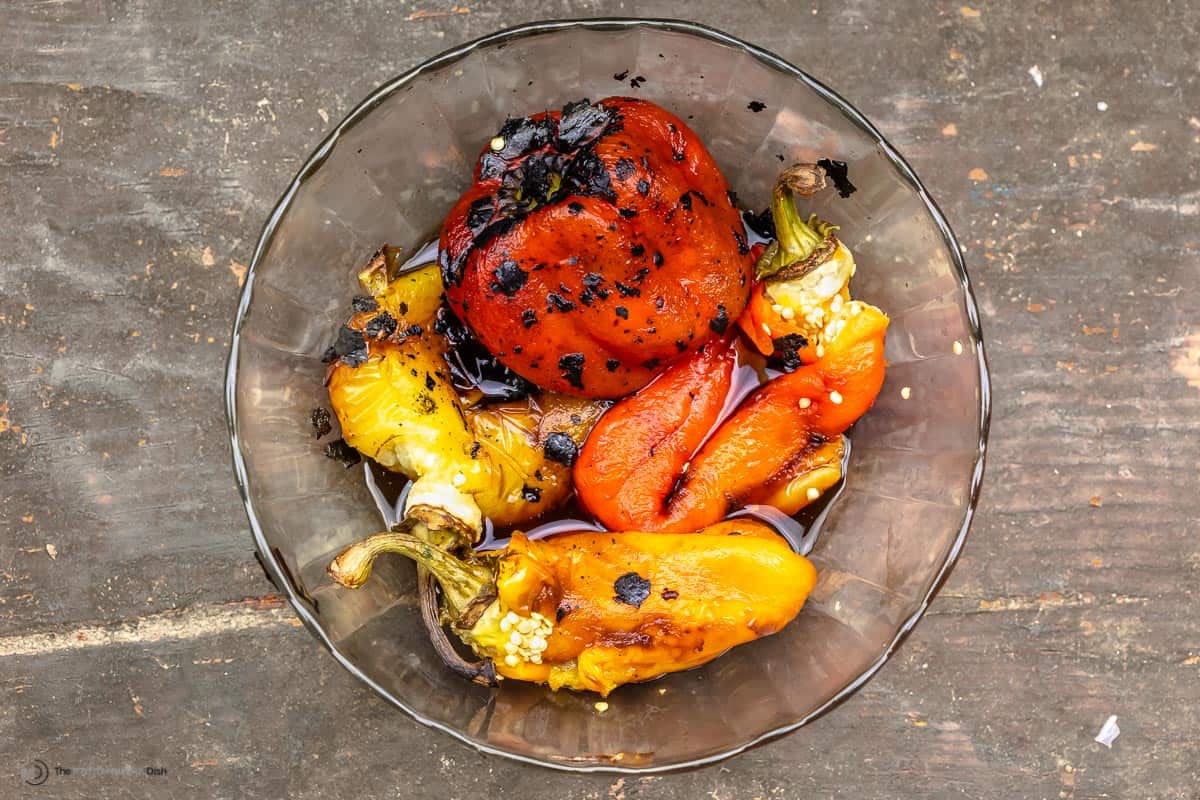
[1,1,1198,797]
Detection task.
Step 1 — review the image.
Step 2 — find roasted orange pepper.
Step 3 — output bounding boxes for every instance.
[737,163,856,363]
[574,298,888,532]
[440,97,754,398]
[327,518,816,696]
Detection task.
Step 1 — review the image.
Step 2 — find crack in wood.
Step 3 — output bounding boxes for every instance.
[0,595,301,658]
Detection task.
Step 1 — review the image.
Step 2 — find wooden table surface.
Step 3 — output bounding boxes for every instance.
[2,2,1197,797]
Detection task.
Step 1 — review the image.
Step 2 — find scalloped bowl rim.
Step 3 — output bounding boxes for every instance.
[224,16,991,773]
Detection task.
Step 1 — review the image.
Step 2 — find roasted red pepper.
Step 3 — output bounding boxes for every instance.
[440,97,754,398]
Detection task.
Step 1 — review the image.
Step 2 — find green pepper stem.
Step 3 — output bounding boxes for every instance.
[328,528,496,619]
[756,164,840,280]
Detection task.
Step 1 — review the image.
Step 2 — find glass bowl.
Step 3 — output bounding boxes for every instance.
[225,18,990,772]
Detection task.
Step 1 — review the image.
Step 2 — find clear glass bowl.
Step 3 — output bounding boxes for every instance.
[225,18,990,772]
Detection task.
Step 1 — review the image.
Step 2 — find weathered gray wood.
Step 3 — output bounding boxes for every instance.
[2,1,1198,798]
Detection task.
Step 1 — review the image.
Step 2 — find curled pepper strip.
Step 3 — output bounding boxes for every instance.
[328,519,817,696]
[571,338,737,532]
[575,301,888,533]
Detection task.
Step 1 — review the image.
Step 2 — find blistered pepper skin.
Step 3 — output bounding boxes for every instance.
[440,97,754,398]
[327,519,817,696]
[490,521,817,696]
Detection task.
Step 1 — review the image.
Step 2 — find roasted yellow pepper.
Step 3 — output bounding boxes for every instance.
[326,260,605,539]
[328,519,817,696]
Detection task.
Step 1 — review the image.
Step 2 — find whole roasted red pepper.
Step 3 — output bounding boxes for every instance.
[439,97,754,398]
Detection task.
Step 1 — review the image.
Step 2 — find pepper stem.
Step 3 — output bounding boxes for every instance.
[756,163,840,280]
[328,528,496,620]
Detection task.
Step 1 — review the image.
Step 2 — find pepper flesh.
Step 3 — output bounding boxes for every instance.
[327,519,817,697]
[440,97,754,398]
[574,303,887,531]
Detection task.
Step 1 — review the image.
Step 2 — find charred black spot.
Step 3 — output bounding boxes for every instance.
[613,69,630,81]
[734,230,750,255]
[613,572,651,608]
[568,201,584,215]
[709,303,729,335]
[606,358,620,372]
[309,407,332,438]
[442,215,518,287]
[633,267,651,282]
[466,197,495,233]
[364,311,398,339]
[629,243,645,257]
[515,153,566,206]
[563,147,615,202]
[478,115,555,180]
[521,485,542,503]
[641,357,661,371]
[742,207,776,239]
[769,333,809,373]
[415,392,437,414]
[679,192,692,211]
[351,295,378,313]
[629,75,646,89]
[614,306,629,319]
[547,293,576,312]
[558,352,585,390]
[636,178,650,196]
[582,272,604,288]
[579,287,595,306]
[675,339,688,352]
[470,441,482,459]
[323,439,361,468]
[747,100,766,112]
[616,281,641,297]
[522,309,538,328]
[557,99,619,151]
[424,372,436,391]
[618,207,638,218]
[661,589,679,600]
[656,297,666,311]
[817,158,857,198]
[543,432,578,466]
[615,157,637,180]
[322,325,369,367]
[652,250,664,267]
